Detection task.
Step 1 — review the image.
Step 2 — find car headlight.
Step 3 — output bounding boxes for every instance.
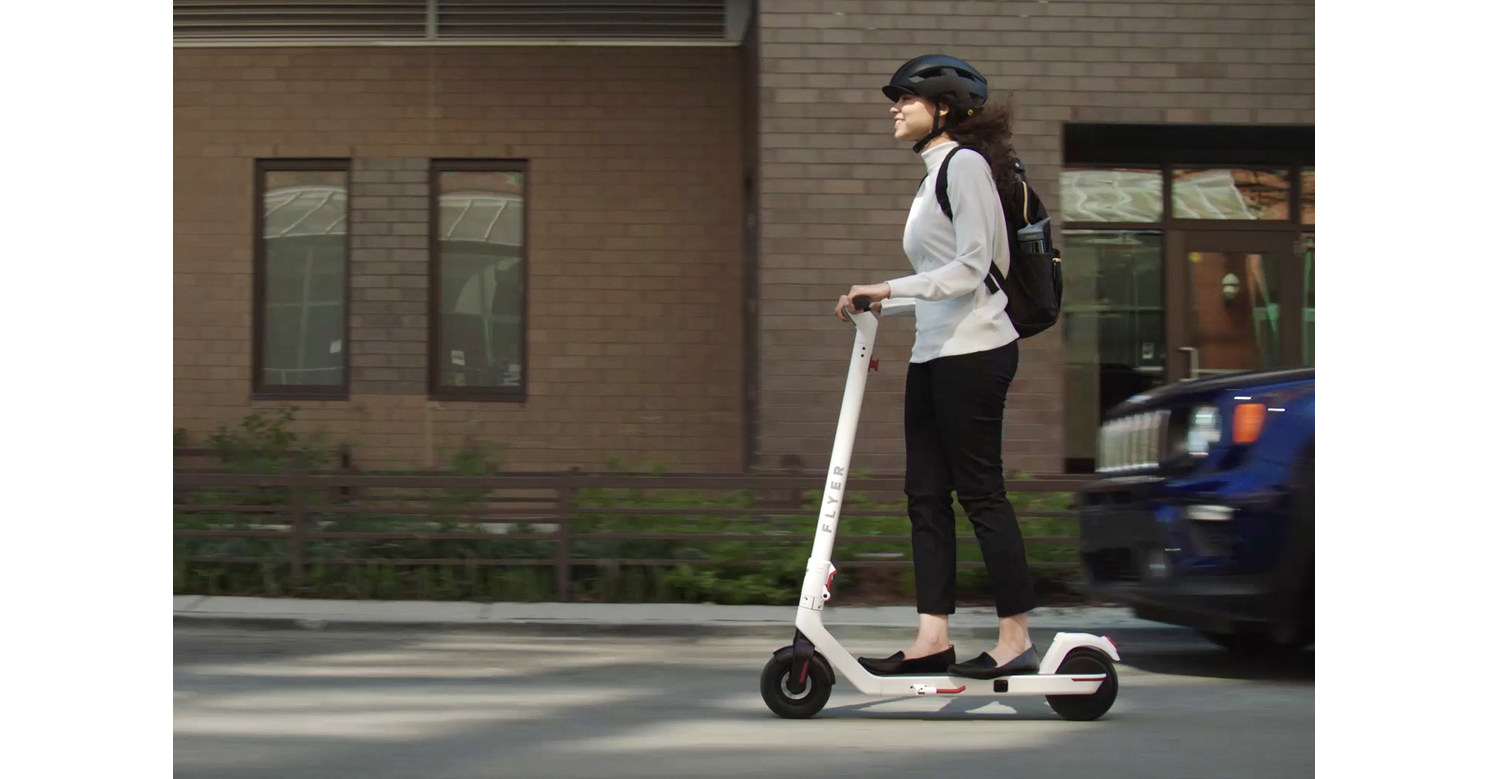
[1187,405,1222,457]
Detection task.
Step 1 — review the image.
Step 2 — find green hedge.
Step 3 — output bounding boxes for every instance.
[175,409,1081,604]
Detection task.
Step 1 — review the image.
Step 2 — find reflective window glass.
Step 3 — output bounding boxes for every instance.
[1172,168,1290,220]
[1304,234,1315,365]
[1185,250,1284,374]
[1059,168,1162,223]
[1301,168,1314,225]
[1061,230,1165,471]
[259,167,348,390]
[434,165,526,395]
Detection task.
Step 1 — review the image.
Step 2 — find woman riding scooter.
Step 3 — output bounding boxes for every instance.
[833,54,1039,681]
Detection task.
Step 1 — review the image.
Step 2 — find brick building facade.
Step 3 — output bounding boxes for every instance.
[174,0,1315,475]
[175,46,747,470]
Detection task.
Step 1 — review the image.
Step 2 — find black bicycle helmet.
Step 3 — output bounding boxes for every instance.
[883,54,989,151]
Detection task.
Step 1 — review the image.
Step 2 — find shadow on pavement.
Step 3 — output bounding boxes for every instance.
[1121,649,1313,682]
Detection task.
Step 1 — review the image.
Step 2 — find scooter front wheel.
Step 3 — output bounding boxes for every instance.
[760,654,832,719]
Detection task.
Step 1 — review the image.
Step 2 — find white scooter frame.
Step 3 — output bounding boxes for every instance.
[760,297,1121,720]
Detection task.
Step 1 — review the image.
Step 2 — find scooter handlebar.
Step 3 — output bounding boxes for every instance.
[851,295,872,313]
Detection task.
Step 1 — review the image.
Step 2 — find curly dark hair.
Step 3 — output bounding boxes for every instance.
[941,98,1021,201]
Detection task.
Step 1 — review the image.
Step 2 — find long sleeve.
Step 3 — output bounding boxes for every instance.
[878,297,915,316]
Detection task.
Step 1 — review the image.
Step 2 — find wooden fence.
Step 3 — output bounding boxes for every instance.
[173,468,1091,601]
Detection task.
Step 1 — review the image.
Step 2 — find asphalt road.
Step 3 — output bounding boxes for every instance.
[174,623,1314,778]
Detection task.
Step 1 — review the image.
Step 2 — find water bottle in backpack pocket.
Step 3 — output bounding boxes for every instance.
[1002,216,1062,338]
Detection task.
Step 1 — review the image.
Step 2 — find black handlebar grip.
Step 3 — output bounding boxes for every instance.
[851,295,872,313]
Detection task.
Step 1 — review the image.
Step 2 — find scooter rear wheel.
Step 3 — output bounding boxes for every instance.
[759,655,832,719]
[1045,647,1118,721]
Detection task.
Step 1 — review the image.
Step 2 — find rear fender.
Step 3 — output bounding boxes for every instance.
[1037,632,1120,674]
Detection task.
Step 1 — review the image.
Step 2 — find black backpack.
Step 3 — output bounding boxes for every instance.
[932,147,1063,339]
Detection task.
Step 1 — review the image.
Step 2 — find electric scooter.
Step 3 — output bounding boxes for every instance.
[759,296,1121,721]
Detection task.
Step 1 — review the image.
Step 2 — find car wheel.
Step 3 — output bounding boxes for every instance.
[1291,444,1315,647]
[1212,442,1315,658]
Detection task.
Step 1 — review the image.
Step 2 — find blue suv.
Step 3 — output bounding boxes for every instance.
[1077,367,1315,655]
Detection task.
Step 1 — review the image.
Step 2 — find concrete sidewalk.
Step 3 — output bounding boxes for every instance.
[173,595,1167,633]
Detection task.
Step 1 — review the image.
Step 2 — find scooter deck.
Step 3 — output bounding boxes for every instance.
[851,671,1108,698]
[796,613,1119,699]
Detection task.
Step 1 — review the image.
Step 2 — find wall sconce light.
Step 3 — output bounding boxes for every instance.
[1221,272,1240,303]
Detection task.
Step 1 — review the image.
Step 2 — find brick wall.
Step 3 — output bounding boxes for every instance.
[174,47,746,471]
[753,0,1314,476]
[349,158,429,397]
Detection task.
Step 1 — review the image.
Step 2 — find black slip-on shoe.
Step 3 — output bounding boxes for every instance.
[857,646,956,676]
[947,645,1041,680]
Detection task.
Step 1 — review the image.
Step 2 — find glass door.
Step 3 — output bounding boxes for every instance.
[1165,231,1305,382]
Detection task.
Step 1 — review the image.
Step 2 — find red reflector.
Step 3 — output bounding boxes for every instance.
[936,686,966,694]
[1072,677,1106,682]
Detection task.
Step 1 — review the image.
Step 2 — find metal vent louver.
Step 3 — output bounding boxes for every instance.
[175,1,732,44]
[175,1,429,42]
[439,0,725,40]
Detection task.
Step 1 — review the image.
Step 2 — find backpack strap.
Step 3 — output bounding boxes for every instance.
[933,146,964,220]
[986,247,1010,298]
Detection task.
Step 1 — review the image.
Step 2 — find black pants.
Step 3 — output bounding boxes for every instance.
[904,341,1036,618]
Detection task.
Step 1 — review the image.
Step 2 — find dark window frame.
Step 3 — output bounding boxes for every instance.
[252,158,352,400]
[428,159,530,402]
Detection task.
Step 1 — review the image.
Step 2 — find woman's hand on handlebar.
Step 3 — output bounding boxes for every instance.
[834,283,891,321]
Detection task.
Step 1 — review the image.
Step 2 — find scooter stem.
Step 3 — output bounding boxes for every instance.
[798,306,878,611]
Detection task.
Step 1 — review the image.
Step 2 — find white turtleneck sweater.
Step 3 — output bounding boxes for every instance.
[884,141,1017,364]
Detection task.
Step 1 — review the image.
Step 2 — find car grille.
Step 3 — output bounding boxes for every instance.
[1097,410,1170,474]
